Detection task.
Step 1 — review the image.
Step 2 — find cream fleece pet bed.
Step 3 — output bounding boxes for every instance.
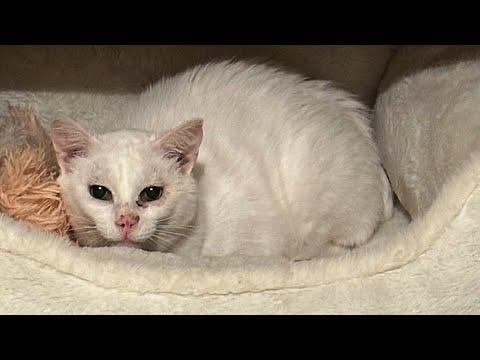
[0,46,479,314]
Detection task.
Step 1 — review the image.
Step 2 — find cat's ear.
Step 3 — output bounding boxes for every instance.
[153,119,203,175]
[50,120,95,173]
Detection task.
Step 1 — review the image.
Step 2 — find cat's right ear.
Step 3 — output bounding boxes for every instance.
[50,120,95,173]
[152,119,203,175]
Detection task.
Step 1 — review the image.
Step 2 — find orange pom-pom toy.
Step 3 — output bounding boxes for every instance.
[0,106,71,236]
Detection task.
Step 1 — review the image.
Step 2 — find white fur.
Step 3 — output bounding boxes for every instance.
[2,61,393,259]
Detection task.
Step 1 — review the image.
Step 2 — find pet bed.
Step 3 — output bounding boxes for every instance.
[0,45,478,314]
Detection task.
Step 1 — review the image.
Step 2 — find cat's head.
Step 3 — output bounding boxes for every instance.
[50,119,203,251]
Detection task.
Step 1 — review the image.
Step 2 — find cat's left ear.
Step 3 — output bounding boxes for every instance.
[153,119,203,175]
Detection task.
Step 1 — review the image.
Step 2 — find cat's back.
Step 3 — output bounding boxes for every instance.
[133,61,373,144]
[155,60,305,98]
[132,61,304,127]
[138,61,314,114]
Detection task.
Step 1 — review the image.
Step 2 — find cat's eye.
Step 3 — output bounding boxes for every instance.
[139,186,163,202]
[89,185,113,201]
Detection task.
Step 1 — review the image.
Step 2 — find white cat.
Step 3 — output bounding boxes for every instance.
[7,61,393,259]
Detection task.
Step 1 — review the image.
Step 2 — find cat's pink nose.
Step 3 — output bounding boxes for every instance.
[115,213,140,235]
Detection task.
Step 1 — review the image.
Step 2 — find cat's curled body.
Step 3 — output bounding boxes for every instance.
[5,61,393,259]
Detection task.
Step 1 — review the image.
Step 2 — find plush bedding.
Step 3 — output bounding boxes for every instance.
[0,45,478,314]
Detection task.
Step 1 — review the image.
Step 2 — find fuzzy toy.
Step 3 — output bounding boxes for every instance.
[0,106,71,236]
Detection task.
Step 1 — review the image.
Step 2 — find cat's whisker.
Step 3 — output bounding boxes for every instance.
[70,231,98,236]
[158,224,196,230]
[157,215,181,223]
[71,226,98,233]
[153,230,190,238]
[145,236,170,252]
[70,226,97,230]
[73,231,99,236]
[67,214,94,222]
[70,226,97,231]
[150,232,181,242]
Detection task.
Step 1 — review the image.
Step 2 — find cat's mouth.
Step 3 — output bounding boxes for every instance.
[71,222,156,250]
[74,222,192,252]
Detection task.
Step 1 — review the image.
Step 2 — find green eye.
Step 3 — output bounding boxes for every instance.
[89,185,112,201]
[139,186,163,202]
